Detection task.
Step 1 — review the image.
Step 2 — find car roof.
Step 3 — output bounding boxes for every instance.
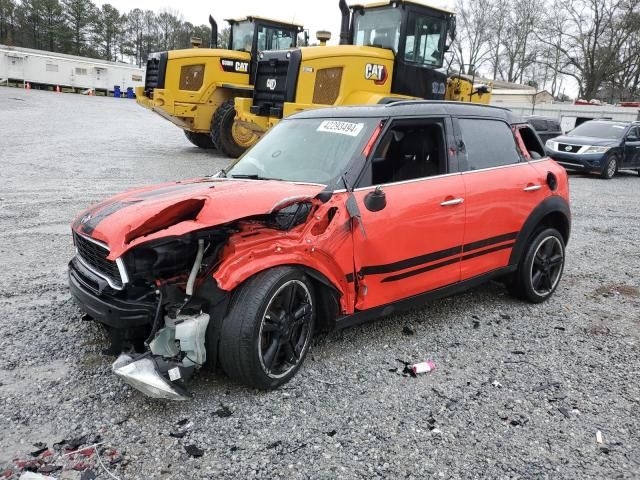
[289,101,523,124]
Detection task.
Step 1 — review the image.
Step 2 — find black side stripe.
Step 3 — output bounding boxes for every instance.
[344,231,520,283]
[361,246,463,276]
[463,232,518,252]
[381,257,461,283]
[381,242,515,283]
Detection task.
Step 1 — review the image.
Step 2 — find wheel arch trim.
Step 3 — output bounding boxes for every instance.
[509,195,571,267]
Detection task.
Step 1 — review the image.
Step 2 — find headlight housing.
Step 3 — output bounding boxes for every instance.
[583,145,611,154]
[545,140,558,151]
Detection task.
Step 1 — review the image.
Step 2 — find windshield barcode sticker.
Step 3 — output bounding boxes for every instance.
[317,121,364,136]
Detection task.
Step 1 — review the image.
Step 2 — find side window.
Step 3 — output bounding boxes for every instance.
[257,26,296,51]
[627,126,639,139]
[458,118,521,171]
[403,12,446,67]
[517,126,545,159]
[359,120,447,187]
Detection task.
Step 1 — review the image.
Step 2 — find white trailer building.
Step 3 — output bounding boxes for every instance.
[0,44,145,93]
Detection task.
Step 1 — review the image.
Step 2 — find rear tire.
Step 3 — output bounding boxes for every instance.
[509,227,565,303]
[211,99,257,158]
[218,267,315,389]
[184,130,216,149]
[601,154,618,179]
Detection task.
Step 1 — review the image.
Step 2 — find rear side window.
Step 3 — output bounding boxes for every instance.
[458,118,521,171]
[528,118,548,131]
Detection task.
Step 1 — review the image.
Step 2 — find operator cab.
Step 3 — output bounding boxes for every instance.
[344,0,455,99]
[226,16,307,79]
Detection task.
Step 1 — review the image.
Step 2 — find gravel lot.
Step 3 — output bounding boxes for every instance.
[0,86,639,479]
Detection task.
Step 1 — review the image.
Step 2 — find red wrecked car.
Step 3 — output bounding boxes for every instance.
[68,101,570,400]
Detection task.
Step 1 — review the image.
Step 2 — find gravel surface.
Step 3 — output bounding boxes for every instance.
[0,86,639,479]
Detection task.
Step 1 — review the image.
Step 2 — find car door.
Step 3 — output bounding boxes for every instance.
[350,116,465,310]
[623,126,640,167]
[454,117,547,280]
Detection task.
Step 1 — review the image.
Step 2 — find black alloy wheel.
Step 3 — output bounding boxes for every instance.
[258,279,313,379]
[219,267,315,389]
[509,227,566,303]
[529,235,564,297]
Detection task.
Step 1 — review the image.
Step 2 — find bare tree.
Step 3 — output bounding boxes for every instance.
[537,0,640,99]
[451,0,494,75]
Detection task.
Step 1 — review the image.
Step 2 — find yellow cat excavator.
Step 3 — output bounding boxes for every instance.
[135,15,306,155]
[230,0,491,157]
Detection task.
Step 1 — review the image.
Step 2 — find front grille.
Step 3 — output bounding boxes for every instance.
[144,52,167,97]
[74,232,122,288]
[251,50,301,118]
[558,143,581,153]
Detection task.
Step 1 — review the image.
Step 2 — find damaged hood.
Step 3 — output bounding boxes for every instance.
[72,178,326,259]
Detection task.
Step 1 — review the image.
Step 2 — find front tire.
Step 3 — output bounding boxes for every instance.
[509,228,565,303]
[601,154,618,179]
[211,99,258,158]
[183,130,216,149]
[219,267,315,389]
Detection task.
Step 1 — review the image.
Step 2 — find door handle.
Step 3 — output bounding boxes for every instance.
[523,184,542,192]
[440,198,464,206]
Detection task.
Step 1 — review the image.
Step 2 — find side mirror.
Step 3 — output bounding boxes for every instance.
[364,186,386,212]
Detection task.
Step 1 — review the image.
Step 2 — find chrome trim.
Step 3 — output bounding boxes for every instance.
[556,161,586,168]
[440,198,464,206]
[76,232,110,251]
[75,252,125,291]
[351,172,462,193]
[523,185,542,192]
[460,162,526,175]
[74,232,129,289]
[116,258,130,285]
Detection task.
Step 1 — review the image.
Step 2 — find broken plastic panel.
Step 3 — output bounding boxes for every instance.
[112,353,191,400]
[113,312,210,400]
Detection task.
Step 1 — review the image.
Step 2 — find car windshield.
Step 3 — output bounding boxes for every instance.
[568,122,627,140]
[231,21,254,52]
[226,118,378,185]
[353,7,402,52]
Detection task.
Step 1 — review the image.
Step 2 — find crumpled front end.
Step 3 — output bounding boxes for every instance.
[68,178,352,400]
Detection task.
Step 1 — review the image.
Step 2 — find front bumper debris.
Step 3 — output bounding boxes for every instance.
[112,353,192,401]
[112,312,210,400]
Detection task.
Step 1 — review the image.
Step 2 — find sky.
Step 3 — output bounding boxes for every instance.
[96,0,454,46]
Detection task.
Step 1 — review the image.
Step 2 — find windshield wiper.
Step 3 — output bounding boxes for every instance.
[230,174,282,181]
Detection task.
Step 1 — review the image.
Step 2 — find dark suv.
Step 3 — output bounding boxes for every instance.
[545,120,640,179]
[525,116,563,143]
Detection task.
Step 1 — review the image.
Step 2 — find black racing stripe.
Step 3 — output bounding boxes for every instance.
[380,242,516,283]
[80,200,140,235]
[461,242,515,261]
[381,257,461,283]
[361,246,463,276]
[463,232,518,253]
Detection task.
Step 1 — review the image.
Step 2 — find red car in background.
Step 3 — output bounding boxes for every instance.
[68,101,570,400]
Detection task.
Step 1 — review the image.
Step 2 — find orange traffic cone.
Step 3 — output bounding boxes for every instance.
[55,85,60,93]
[25,82,31,90]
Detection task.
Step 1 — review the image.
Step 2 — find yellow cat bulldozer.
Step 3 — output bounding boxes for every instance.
[134,15,306,156]
[232,0,492,157]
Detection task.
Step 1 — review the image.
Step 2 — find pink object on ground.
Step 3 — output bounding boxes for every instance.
[410,360,436,375]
